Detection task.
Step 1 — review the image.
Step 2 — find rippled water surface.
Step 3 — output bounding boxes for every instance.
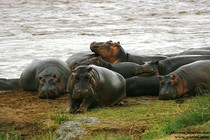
[0,0,210,78]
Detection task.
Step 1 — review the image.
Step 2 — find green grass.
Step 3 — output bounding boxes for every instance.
[51,114,69,124]
[1,94,210,140]
[141,93,210,139]
[0,132,22,140]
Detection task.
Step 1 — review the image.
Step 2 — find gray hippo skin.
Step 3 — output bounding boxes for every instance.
[80,57,141,78]
[136,55,210,76]
[20,58,71,99]
[0,78,21,90]
[166,47,210,57]
[66,51,97,70]
[90,40,167,64]
[126,76,159,97]
[66,65,126,113]
[159,60,210,100]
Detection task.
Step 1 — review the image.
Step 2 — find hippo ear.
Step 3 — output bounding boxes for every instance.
[170,74,176,81]
[38,76,42,80]
[151,60,159,65]
[117,41,120,45]
[158,76,163,81]
[139,60,145,65]
[88,67,93,72]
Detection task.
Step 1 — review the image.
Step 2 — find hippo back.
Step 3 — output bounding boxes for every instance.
[88,65,126,105]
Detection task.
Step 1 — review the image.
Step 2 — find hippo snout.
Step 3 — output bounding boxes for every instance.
[159,92,176,100]
[39,87,58,99]
[90,42,105,51]
[72,88,93,99]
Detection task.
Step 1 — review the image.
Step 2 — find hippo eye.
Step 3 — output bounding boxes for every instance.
[39,77,42,80]
[160,81,164,86]
[53,74,56,79]
[39,78,46,85]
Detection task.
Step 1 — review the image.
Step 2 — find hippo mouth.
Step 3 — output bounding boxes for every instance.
[38,88,59,99]
[159,92,176,100]
[72,88,93,99]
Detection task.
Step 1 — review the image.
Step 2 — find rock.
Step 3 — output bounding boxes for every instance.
[74,117,100,125]
[56,121,85,140]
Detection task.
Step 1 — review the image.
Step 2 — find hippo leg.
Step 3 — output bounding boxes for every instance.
[68,95,81,113]
[69,100,80,114]
[76,98,93,113]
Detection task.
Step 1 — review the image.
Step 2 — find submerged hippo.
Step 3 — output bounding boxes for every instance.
[0,78,21,90]
[90,40,167,64]
[80,57,142,78]
[136,55,210,76]
[66,65,126,113]
[20,58,71,99]
[66,51,97,70]
[159,60,210,100]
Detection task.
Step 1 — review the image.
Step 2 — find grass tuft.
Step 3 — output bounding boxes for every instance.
[142,93,210,139]
[51,114,69,124]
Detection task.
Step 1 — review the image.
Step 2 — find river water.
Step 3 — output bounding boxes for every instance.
[0,0,210,78]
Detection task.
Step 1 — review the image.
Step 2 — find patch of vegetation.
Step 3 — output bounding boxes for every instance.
[51,114,69,124]
[1,90,210,140]
[141,93,210,139]
[0,132,22,140]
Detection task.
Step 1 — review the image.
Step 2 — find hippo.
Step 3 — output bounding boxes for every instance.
[0,78,21,90]
[90,40,167,64]
[166,47,210,57]
[126,76,159,97]
[80,57,142,78]
[66,65,126,113]
[20,58,71,99]
[136,55,210,76]
[159,60,210,100]
[66,51,98,70]
[178,50,210,55]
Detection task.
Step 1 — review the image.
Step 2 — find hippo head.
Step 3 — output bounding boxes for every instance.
[37,73,65,99]
[67,65,99,100]
[136,60,159,76]
[79,57,101,66]
[90,40,125,63]
[80,57,108,67]
[159,74,185,100]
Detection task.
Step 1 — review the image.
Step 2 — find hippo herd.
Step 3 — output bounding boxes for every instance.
[1,40,210,113]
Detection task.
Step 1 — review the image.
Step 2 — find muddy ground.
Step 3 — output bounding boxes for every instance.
[0,90,158,139]
[0,90,69,139]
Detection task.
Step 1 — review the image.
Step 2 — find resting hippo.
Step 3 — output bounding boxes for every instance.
[20,58,71,99]
[126,76,159,97]
[136,55,210,76]
[0,78,21,90]
[166,47,210,56]
[90,40,167,64]
[178,50,210,55]
[66,65,126,113]
[80,57,142,78]
[66,51,97,70]
[159,60,210,100]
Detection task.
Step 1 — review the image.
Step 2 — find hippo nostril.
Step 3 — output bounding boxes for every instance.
[77,89,88,94]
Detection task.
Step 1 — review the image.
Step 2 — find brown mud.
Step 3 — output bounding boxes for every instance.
[0,90,158,139]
